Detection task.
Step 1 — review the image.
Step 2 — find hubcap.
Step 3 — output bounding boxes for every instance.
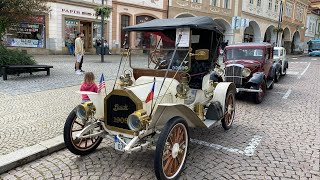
[225,94,235,126]
[171,143,180,158]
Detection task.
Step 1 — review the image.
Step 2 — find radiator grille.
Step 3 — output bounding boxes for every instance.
[225,66,242,87]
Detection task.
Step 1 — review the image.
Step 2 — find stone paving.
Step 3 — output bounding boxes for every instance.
[1,55,320,179]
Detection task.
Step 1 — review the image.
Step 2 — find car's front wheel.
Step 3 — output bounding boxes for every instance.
[154,117,189,180]
[253,80,266,104]
[63,108,103,155]
[274,69,281,82]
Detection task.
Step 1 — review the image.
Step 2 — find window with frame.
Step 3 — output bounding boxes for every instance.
[285,3,292,17]
[257,0,261,7]
[224,0,229,9]
[295,6,300,20]
[192,0,201,3]
[211,0,217,6]
[300,7,304,21]
[268,0,272,10]
[275,0,279,12]
[249,0,253,4]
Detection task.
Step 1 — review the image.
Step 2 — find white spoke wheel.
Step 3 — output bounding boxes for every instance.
[154,117,189,180]
[63,108,103,155]
[222,89,235,130]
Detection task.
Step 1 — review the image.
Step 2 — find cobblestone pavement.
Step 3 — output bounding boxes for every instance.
[1,56,320,179]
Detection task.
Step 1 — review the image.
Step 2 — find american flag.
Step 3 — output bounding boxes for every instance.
[98,73,106,93]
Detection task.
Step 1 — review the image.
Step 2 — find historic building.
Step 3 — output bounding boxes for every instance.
[241,0,309,54]
[111,0,167,52]
[3,0,112,54]
[305,0,320,50]
[168,0,240,43]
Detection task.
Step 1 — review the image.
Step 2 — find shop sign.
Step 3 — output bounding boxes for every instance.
[62,8,95,17]
[8,38,40,48]
[136,16,155,24]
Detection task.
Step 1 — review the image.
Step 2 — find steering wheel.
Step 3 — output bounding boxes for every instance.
[150,50,170,69]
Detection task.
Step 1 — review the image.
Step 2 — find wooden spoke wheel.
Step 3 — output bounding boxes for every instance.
[63,108,102,155]
[222,89,235,130]
[154,117,189,180]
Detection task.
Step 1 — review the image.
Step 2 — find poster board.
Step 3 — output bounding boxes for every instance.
[176,28,190,47]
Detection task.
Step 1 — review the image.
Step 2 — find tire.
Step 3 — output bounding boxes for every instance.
[253,80,266,104]
[154,117,189,180]
[221,89,235,130]
[274,70,280,82]
[63,108,103,156]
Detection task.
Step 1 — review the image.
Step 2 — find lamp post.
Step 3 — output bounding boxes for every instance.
[276,0,283,47]
[100,0,105,62]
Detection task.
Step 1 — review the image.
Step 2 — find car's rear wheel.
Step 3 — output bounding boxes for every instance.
[222,89,235,130]
[274,70,281,82]
[64,108,103,155]
[154,117,189,180]
[253,80,266,104]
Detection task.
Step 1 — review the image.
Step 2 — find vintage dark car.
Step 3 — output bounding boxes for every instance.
[223,43,280,104]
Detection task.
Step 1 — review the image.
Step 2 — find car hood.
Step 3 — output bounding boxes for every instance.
[225,59,262,70]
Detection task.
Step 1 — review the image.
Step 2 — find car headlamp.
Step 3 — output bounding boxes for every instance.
[241,68,251,78]
[127,110,148,131]
[76,102,95,120]
[214,67,224,76]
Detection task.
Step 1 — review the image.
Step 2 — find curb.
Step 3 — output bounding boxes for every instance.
[0,135,65,174]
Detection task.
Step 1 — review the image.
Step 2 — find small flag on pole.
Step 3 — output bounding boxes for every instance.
[98,73,106,93]
[145,78,155,103]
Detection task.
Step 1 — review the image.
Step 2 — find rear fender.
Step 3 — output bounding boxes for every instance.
[211,82,236,113]
[247,72,264,86]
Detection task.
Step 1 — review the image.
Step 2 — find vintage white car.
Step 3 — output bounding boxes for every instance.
[63,16,236,180]
[273,47,288,80]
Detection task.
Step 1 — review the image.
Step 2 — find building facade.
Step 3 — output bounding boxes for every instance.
[168,0,240,43]
[3,0,112,54]
[111,0,167,53]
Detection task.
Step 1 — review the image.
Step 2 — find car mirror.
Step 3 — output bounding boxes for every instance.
[190,49,209,60]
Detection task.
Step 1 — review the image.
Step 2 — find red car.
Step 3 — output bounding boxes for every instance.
[223,43,279,104]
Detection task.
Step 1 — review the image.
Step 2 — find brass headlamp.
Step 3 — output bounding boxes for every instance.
[76,102,96,120]
[119,69,133,88]
[127,109,149,131]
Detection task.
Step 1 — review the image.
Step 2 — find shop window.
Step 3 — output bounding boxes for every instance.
[93,22,102,46]
[65,19,80,46]
[135,16,155,48]
[121,15,130,48]
[4,16,45,48]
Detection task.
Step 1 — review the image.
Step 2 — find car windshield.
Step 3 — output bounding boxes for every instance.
[273,49,279,57]
[226,48,264,61]
[129,30,190,71]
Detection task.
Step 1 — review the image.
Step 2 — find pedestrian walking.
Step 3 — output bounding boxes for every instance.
[65,36,74,55]
[80,72,98,103]
[75,32,84,75]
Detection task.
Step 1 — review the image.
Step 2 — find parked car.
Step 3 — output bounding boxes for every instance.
[273,47,288,79]
[223,43,280,104]
[63,16,236,180]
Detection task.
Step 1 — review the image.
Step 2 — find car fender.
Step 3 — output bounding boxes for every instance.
[211,82,236,113]
[149,104,207,129]
[273,61,281,73]
[248,72,265,85]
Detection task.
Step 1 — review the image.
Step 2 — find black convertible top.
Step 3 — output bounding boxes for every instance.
[123,16,223,33]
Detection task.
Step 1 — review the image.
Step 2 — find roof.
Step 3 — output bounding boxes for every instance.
[226,42,272,48]
[123,16,223,33]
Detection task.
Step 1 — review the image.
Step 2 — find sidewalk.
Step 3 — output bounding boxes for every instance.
[0,55,125,173]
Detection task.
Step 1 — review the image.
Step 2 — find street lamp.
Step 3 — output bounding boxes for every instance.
[276,0,283,47]
[101,0,105,63]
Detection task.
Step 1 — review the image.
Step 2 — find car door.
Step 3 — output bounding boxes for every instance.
[263,47,273,79]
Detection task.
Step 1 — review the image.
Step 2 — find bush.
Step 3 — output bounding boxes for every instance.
[0,45,37,66]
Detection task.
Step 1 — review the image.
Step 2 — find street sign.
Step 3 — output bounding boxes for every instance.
[232,16,241,30]
[241,18,250,28]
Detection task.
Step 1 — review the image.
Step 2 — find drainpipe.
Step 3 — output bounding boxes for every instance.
[167,0,169,18]
[276,0,283,47]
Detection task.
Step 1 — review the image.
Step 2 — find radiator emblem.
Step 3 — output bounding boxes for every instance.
[113,104,129,111]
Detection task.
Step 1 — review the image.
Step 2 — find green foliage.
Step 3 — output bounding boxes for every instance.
[95,6,112,20]
[0,45,37,66]
[273,27,284,33]
[0,0,49,38]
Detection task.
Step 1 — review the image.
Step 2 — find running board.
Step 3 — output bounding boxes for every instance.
[266,80,274,88]
[203,119,219,128]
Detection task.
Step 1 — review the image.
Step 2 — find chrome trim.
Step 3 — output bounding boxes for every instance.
[236,88,262,93]
[226,64,245,68]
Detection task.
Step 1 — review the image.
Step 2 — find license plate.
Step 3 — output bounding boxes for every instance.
[114,136,132,151]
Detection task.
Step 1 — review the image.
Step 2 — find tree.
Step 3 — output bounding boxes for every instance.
[0,0,49,38]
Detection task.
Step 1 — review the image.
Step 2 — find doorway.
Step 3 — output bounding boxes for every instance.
[80,22,92,50]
